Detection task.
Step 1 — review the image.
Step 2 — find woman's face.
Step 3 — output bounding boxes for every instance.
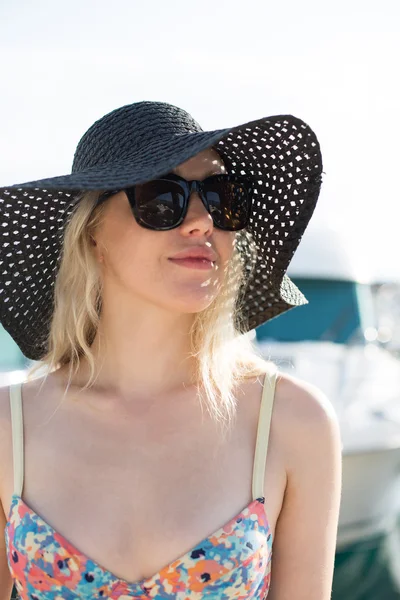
[92,148,236,316]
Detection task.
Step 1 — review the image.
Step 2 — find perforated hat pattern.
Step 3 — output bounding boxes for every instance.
[0,101,323,360]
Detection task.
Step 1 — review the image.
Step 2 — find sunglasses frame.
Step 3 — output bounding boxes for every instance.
[96,173,254,232]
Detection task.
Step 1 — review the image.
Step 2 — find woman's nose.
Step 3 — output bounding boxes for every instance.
[180,192,213,234]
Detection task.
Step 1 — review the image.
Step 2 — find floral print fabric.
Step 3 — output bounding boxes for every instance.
[5,492,272,599]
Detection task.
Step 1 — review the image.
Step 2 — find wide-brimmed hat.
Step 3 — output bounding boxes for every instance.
[0,100,323,361]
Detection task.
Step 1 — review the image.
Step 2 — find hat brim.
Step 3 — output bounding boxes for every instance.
[0,113,322,360]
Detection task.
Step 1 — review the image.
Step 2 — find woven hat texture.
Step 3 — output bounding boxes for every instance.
[0,101,323,360]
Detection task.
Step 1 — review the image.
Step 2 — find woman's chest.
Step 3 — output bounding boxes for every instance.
[3,382,284,586]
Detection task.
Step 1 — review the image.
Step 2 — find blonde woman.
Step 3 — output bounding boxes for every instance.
[0,101,341,600]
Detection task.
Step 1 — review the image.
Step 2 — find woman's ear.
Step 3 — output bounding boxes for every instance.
[90,234,104,263]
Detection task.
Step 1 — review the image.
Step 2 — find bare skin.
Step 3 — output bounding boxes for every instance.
[0,369,284,583]
[0,147,342,599]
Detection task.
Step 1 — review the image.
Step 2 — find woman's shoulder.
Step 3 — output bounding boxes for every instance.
[0,374,55,446]
[241,359,337,423]
[271,369,342,471]
[274,370,337,422]
[241,360,341,455]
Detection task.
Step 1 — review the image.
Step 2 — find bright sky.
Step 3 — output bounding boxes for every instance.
[1,0,399,281]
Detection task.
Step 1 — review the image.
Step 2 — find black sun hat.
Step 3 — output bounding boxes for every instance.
[0,100,323,361]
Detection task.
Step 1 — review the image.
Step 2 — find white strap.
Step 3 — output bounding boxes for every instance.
[252,366,278,500]
[9,383,24,497]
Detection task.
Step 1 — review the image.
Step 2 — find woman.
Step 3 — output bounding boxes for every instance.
[0,101,342,599]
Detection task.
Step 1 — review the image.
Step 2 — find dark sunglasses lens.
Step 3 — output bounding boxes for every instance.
[135,180,185,228]
[205,179,250,230]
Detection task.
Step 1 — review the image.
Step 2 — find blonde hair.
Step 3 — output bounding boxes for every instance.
[27,190,274,436]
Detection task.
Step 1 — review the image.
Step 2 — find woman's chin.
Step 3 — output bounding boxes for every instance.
[166,290,219,314]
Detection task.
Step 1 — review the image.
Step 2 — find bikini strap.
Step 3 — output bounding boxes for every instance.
[252,365,278,501]
[9,383,24,497]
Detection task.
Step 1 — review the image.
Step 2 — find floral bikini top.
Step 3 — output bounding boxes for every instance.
[4,367,278,599]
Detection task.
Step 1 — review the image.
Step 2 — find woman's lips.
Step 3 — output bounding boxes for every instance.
[168,257,214,270]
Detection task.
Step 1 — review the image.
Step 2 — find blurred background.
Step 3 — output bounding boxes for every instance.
[1,0,400,597]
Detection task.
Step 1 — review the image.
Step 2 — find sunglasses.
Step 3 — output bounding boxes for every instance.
[96,173,253,231]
